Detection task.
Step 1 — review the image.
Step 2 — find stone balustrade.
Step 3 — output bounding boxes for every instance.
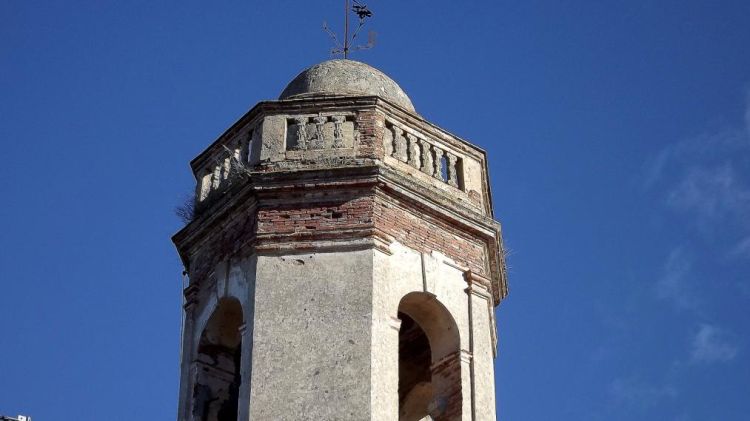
[285,113,356,151]
[192,109,487,213]
[197,126,259,203]
[383,120,463,189]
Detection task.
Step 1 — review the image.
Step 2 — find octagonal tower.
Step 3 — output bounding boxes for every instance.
[173,59,508,421]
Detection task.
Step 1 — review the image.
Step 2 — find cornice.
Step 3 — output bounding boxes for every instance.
[173,161,508,304]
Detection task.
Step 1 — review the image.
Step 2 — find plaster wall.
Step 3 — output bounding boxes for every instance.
[460,158,486,209]
[372,241,496,421]
[469,289,497,421]
[248,250,374,421]
[179,242,497,421]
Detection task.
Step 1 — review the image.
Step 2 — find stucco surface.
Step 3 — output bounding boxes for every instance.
[280,60,416,112]
[371,242,496,420]
[249,250,374,421]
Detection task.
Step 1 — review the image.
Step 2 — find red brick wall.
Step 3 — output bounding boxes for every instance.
[373,197,487,277]
[355,109,385,159]
[256,196,374,235]
[189,187,487,293]
[254,191,487,278]
[430,352,463,420]
[188,202,257,282]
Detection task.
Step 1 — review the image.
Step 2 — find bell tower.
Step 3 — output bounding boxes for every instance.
[173,59,508,421]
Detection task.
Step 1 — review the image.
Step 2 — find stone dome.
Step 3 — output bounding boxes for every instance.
[279,59,415,112]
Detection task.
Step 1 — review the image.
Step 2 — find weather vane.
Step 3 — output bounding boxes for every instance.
[323,0,376,58]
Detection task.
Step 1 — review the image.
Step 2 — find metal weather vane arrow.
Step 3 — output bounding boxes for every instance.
[323,0,376,58]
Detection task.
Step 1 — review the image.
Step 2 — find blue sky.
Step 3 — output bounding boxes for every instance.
[1,1,749,420]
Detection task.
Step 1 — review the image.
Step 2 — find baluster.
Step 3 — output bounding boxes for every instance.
[222,155,231,180]
[419,139,433,175]
[433,146,445,179]
[394,127,408,162]
[384,125,394,157]
[200,170,212,201]
[310,116,327,149]
[446,152,459,188]
[233,140,242,167]
[407,133,420,168]
[293,117,308,150]
[211,164,221,189]
[332,115,345,148]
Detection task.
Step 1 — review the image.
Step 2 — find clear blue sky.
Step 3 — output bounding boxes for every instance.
[2,1,749,420]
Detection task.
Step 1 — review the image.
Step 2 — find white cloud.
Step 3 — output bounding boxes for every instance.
[655,247,698,311]
[609,377,677,408]
[689,323,738,364]
[645,92,750,263]
[643,126,748,191]
[666,163,750,225]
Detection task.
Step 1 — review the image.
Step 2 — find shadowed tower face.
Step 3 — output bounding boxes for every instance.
[191,298,243,421]
[173,59,508,421]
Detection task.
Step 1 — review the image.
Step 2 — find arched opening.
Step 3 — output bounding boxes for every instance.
[399,312,433,420]
[398,293,461,421]
[192,298,243,421]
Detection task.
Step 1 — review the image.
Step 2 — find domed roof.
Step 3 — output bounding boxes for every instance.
[279,59,415,112]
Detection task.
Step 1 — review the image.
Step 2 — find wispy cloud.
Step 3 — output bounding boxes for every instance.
[645,92,750,310]
[689,323,738,364]
[655,247,698,311]
[666,164,750,225]
[637,92,748,399]
[609,377,677,408]
[642,126,749,192]
[644,93,750,238]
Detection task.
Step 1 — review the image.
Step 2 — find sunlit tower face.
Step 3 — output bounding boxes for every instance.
[173,59,507,421]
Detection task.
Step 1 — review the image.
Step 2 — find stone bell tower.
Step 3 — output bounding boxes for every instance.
[173,59,508,421]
